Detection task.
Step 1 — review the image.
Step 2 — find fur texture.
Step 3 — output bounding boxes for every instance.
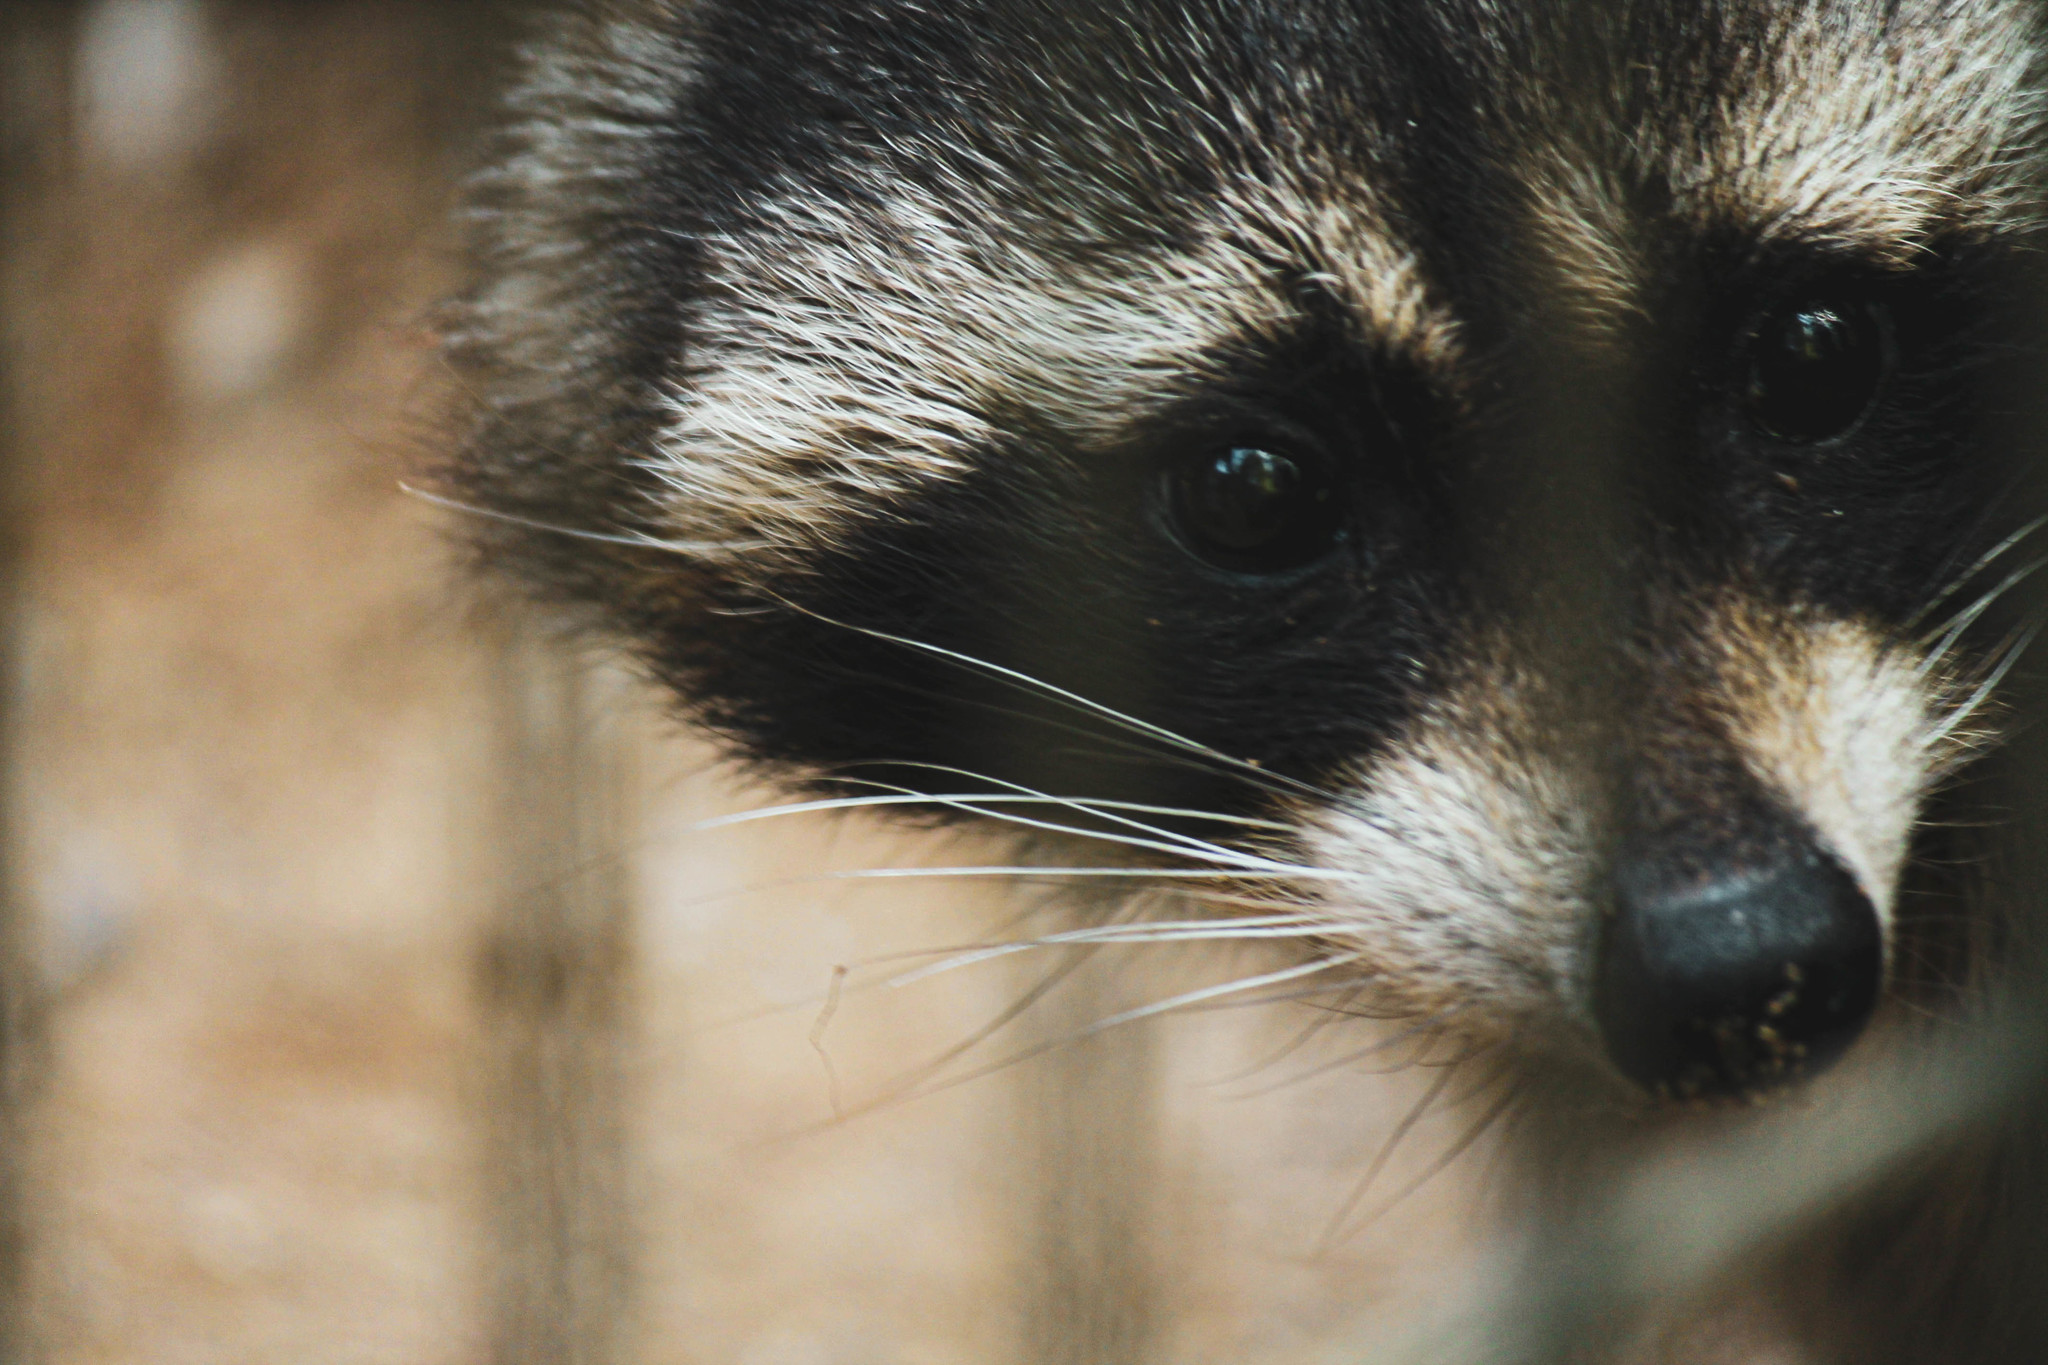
[444,1,2048,1358]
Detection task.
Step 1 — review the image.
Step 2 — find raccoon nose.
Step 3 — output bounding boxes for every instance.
[1594,844,1883,1099]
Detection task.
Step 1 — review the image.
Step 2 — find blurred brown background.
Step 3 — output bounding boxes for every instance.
[0,4,1493,1361]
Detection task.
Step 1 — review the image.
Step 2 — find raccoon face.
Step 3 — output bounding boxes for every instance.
[450,0,2048,1101]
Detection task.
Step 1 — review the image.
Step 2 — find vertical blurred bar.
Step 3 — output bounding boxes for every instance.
[1433,13,1670,1358]
[477,606,635,1365]
[1014,928,1161,1365]
[0,6,67,1357]
[991,455,1170,1356]
[1959,198,2048,1362]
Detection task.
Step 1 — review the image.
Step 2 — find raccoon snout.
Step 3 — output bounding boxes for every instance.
[1592,840,1883,1100]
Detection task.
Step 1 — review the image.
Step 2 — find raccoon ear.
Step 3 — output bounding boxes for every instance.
[1742,294,1895,445]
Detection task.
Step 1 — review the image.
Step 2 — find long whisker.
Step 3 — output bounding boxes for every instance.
[694,790,1292,836]
[398,482,770,555]
[775,647,1313,803]
[706,909,1326,995]
[752,590,1340,803]
[1906,512,2048,631]
[689,884,1090,1035]
[839,863,1337,896]
[807,670,1313,802]
[649,864,1342,931]
[1172,888,1317,913]
[667,901,1329,1039]
[1918,555,2048,669]
[863,801,1278,867]
[790,770,1294,867]
[1931,616,2045,746]
[1030,947,1367,1042]
[883,914,1337,988]
[1172,976,1391,1015]
[415,490,1330,860]
[827,863,1349,883]
[822,760,1300,849]
[801,950,1372,1129]
[826,895,1158,1110]
[460,764,1312,948]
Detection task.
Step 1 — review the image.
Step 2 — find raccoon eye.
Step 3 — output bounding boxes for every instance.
[1164,443,1344,573]
[1743,296,1893,444]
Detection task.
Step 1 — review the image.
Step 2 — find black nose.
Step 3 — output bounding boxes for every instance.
[1594,843,1883,1099]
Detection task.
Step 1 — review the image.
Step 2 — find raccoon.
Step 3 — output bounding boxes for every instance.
[443,0,2048,1358]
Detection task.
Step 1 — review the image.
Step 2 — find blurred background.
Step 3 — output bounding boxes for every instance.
[0,5,1499,1361]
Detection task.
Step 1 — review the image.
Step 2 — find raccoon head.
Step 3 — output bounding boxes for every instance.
[447,0,2048,1102]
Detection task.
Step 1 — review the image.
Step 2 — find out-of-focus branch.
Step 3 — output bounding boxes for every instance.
[0,6,71,1359]
[475,605,637,1365]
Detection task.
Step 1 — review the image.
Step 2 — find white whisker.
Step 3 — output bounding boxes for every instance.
[1931,616,2044,745]
[1045,949,1370,1036]
[885,804,1257,864]
[693,790,1292,835]
[934,799,1280,866]
[650,865,1335,927]
[829,760,1300,843]
[398,482,769,554]
[777,772,1292,867]
[798,951,1371,1129]
[884,914,1336,988]
[1907,513,2048,631]
[1179,977,1386,1014]
[827,864,1348,882]
[1918,555,2048,669]
[756,590,1337,801]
